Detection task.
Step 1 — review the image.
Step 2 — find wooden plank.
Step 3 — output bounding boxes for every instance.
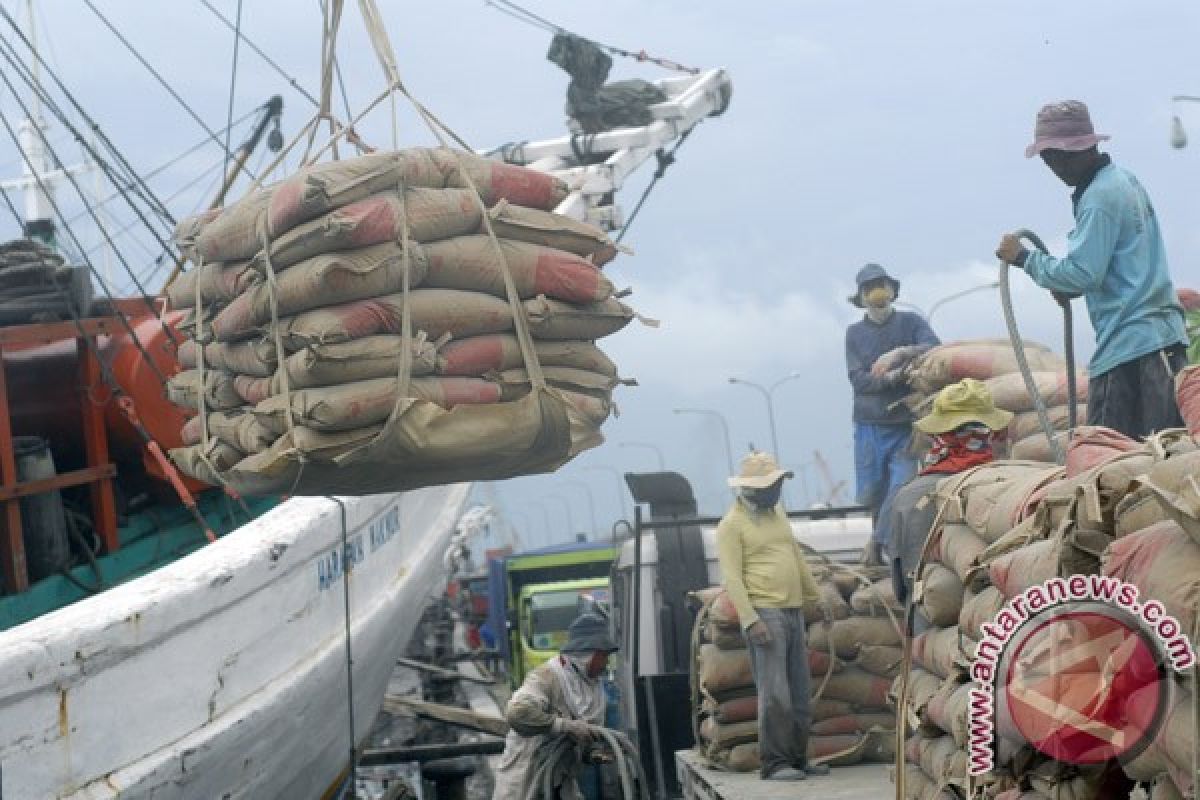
[77,341,118,554]
[0,464,116,502]
[381,695,508,737]
[395,656,493,685]
[0,352,27,593]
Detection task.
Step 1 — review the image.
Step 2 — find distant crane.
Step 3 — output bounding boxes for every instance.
[812,450,848,507]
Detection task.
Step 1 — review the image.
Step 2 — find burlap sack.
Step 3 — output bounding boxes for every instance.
[908,340,1064,393]
[486,199,617,266]
[172,207,220,260]
[720,742,760,773]
[806,581,852,623]
[253,375,502,433]
[170,440,245,476]
[811,712,895,736]
[1124,689,1194,795]
[983,371,1088,413]
[1064,425,1142,478]
[523,295,637,340]
[934,525,989,581]
[274,335,439,391]
[713,695,757,724]
[958,586,1005,641]
[178,338,279,377]
[915,564,965,628]
[987,537,1059,599]
[697,645,755,696]
[912,626,965,680]
[1008,404,1086,441]
[812,698,854,720]
[703,621,743,651]
[849,577,904,617]
[698,717,758,751]
[1176,365,1200,438]
[901,668,943,728]
[1010,431,1064,463]
[423,235,613,303]
[166,259,256,310]
[705,588,740,629]
[438,335,616,378]
[808,616,902,659]
[268,289,514,348]
[916,734,967,792]
[962,464,1063,542]
[1139,450,1200,545]
[167,368,242,411]
[210,242,430,340]
[488,367,620,403]
[1115,487,1167,538]
[852,644,904,677]
[818,667,893,708]
[181,409,276,454]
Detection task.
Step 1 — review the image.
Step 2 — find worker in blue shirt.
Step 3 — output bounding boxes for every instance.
[997,100,1188,439]
[844,264,939,564]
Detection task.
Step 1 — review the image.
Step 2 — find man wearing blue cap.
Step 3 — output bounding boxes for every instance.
[845,264,939,564]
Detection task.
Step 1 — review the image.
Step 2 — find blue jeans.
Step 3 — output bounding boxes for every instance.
[853,422,916,550]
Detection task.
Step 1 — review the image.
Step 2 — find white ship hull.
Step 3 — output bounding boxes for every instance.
[0,484,470,799]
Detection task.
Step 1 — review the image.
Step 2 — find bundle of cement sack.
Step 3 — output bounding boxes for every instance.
[896,426,1200,799]
[165,148,641,494]
[901,340,1086,462]
[689,559,900,773]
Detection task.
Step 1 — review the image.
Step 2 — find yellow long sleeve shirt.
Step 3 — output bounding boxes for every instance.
[715,499,821,630]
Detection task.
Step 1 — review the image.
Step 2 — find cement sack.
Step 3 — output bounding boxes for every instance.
[704,588,741,629]
[523,295,637,340]
[1103,521,1200,639]
[1139,450,1200,544]
[486,199,617,266]
[172,207,220,260]
[915,735,967,793]
[1026,762,1111,800]
[984,371,1088,414]
[192,387,602,495]
[915,564,965,627]
[167,368,243,411]
[936,462,1057,531]
[849,577,904,617]
[807,581,852,623]
[171,440,244,476]
[423,235,613,303]
[253,375,502,434]
[1064,425,1142,477]
[908,340,1063,393]
[1124,689,1195,796]
[177,338,279,377]
[718,742,760,773]
[934,524,989,581]
[713,695,757,724]
[988,537,1059,599]
[958,586,1005,641]
[488,367,621,403]
[1115,488,1167,538]
[1008,404,1085,442]
[1011,432,1065,463]
[808,616,902,659]
[698,717,758,751]
[1151,777,1186,800]
[275,335,439,391]
[912,626,965,680]
[852,644,904,677]
[811,712,895,736]
[962,464,1063,542]
[438,335,616,377]
[265,148,568,239]
[181,409,276,454]
[901,763,956,800]
[697,645,755,696]
[902,668,944,729]
[166,259,256,309]
[210,242,430,340]
[1176,365,1200,437]
[267,289,514,348]
[818,667,893,708]
[812,698,854,720]
[703,622,744,651]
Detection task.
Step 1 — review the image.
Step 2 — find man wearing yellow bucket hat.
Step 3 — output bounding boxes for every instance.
[885,380,1013,616]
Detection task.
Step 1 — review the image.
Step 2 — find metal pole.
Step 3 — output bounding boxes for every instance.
[562,480,598,537]
[927,281,1000,325]
[619,441,665,471]
[545,493,574,539]
[584,465,629,521]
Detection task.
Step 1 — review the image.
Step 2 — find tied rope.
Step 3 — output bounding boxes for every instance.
[259,231,299,446]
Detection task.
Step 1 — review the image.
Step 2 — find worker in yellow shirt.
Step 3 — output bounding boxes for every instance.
[716,451,828,782]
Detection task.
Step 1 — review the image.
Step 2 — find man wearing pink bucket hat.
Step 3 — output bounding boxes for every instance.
[996,100,1188,439]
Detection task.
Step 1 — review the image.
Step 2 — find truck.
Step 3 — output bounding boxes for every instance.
[486,540,618,687]
[606,471,887,799]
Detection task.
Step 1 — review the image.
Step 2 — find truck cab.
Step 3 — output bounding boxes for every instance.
[517,576,612,678]
[609,471,872,797]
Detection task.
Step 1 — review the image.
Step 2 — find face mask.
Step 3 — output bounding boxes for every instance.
[863,285,895,308]
[741,482,783,510]
[865,304,894,324]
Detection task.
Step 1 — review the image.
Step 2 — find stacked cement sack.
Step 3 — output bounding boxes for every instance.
[165,148,639,494]
[689,560,900,772]
[896,424,1200,799]
[904,340,1086,462]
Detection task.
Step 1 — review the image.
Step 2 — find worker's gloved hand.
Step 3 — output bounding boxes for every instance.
[557,717,595,745]
[871,346,918,377]
[881,368,907,389]
[746,620,772,646]
[995,234,1029,268]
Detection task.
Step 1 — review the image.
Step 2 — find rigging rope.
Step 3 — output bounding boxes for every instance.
[222,0,245,182]
[81,0,252,180]
[486,0,700,74]
[615,125,695,243]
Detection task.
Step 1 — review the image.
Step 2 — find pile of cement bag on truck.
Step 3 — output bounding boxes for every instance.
[164,148,642,495]
[688,558,902,772]
[895,404,1200,799]
[901,340,1087,462]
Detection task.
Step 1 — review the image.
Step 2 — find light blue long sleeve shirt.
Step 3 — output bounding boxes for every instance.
[1024,162,1186,377]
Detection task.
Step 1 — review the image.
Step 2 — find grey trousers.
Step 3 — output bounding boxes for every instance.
[1088,344,1186,439]
[746,607,812,777]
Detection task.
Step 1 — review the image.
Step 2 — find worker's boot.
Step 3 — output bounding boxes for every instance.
[801,763,830,777]
[764,767,806,781]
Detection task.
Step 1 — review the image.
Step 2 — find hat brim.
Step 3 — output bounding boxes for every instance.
[847,277,900,308]
[728,468,793,489]
[915,407,1014,435]
[1024,132,1110,159]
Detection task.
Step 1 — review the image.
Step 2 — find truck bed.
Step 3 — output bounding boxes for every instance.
[675,749,892,800]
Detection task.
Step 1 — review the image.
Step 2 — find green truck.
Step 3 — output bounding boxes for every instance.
[487,541,617,687]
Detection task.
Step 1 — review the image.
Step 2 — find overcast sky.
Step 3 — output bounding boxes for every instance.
[1,1,1198,547]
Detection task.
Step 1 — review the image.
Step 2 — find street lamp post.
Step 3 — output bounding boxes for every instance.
[673,407,735,477]
[544,493,574,541]
[927,281,1001,325]
[561,480,598,537]
[728,373,809,503]
[583,465,629,521]
[1171,95,1200,148]
[619,441,666,471]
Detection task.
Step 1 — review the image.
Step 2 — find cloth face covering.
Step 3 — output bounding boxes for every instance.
[740,482,783,510]
[920,422,998,475]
